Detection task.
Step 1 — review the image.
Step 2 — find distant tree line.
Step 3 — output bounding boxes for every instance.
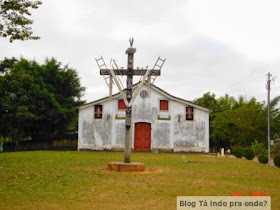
[195,92,280,151]
[0,57,85,150]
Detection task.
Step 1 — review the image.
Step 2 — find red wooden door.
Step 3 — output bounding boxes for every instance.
[134,123,151,151]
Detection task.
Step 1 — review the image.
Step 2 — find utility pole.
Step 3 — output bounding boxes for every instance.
[267,72,272,164]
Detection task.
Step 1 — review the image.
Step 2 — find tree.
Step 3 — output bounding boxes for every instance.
[0,57,17,75]
[217,94,237,111]
[195,93,268,150]
[212,96,267,148]
[0,57,85,150]
[0,60,42,149]
[195,92,218,111]
[232,98,266,146]
[211,110,235,149]
[0,0,42,42]
[270,95,280,140]
[39,58,86,140]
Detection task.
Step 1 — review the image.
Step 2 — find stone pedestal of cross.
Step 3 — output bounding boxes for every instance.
[96,38,165,165]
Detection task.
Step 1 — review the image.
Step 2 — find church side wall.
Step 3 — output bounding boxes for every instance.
[171,102,209,152]
[78,106,94,150]
[78,101,114,150]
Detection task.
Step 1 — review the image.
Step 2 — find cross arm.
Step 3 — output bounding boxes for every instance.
[128,69,150,107]
[108,69,130,107]
[100,69,160,76]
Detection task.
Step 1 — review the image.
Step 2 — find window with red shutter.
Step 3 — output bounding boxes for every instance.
[160,100,169,111]
[118,99,126,110]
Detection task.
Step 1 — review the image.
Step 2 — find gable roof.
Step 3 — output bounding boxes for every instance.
[79,83,209,112]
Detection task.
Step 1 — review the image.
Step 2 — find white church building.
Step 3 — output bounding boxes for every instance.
[78,83,209,152]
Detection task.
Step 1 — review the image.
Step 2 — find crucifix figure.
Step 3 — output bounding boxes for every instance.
[96,38,165,163]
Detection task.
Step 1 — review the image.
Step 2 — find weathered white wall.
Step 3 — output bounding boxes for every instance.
[78,84,209,152]
[78,100,114,150]
[78,106,94,149]
[171,102,209,152]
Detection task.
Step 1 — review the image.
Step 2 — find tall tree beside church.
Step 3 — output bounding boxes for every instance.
[195,93,268,149]
[232,98,266,146]
[0,0,42,42]
[0,59,43,149]
[0,58,85,150]
[39,58,86,140]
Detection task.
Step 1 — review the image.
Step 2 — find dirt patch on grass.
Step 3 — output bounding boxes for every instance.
[182,160,205,164]
[103,167,167,174]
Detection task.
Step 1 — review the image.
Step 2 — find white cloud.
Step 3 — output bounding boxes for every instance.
[1,0,279,103]
[187,0,280,61]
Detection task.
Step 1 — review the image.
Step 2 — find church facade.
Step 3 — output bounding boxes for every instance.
[78,83,209,152]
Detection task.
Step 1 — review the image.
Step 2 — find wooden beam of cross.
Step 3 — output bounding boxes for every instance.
[100,69,160,76]
[109,68,150,108]
[96,38,165,163]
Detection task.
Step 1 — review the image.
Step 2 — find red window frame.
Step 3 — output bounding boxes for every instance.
[186,107,194,120]
[118,99,126,110]
[94,105,103,119]
[160,100,169,111]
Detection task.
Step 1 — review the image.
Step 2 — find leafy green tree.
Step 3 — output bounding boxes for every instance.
[234,96,246,109]
[0,59,43,149]
[39,58,86,139]
[211,110,235,149]
[270,95,280,139]
[0,57,18,74]
[0,0,42,42]
[0,58,85,150]
[218,94,237,111]
[195,92,218,113]
[195,92,268,150]
[232,99,266,146]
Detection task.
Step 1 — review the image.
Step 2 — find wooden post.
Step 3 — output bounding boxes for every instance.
[109,75,113,98]
[124,40,136,163]
[147,75,151,98]
[97,38,165,164]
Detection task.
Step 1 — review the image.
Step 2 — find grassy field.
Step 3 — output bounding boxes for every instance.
[0,151,279,209]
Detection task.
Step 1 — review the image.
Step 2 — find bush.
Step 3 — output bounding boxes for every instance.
[271,142,280,156]
[243,148,255,160]
[251,140,265,156]
[274,156,280,168]
[258,155,268,164]
[233,147,243,158]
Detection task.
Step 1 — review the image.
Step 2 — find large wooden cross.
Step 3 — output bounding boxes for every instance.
[96,38,165,163]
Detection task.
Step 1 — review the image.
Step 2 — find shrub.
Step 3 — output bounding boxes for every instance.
[251,140,265,156]
[271,142,280,156]
[243,148,255,160]
[258,155,268,164]
[274,156,280,168]
[233,147,243,158]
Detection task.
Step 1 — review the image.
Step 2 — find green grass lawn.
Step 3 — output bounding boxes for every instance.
[0,151,279,209]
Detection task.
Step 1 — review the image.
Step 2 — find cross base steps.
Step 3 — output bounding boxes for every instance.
[108,162,144,172]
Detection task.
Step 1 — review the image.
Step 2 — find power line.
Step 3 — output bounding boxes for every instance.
[226,57,280,92]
